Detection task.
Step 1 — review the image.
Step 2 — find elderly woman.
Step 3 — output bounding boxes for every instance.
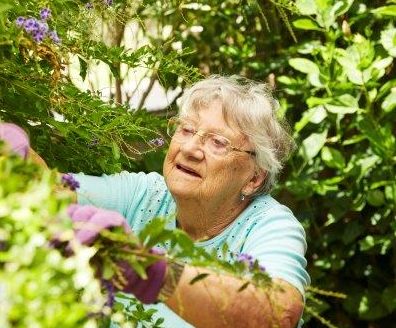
[1,75,310,328]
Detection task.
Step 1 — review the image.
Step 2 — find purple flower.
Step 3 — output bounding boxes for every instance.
[40,8,51,21]
[23,18,39,33]
[104,0,113,6]
[237,253,255,270]
[85,2,94,9]
[149,137,165,147]
[37,21,49,33]
[237,253,266,272]
[48,30,61,44]
[33,31,45,43]
[101,279,115,307]
[15,16,25,28]
[61,174,80,191]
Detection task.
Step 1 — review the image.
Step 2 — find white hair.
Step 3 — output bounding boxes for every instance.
[178,75,295,195]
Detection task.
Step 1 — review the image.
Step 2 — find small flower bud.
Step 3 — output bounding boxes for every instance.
[15,16,25,28]
[342,20,351,37]
[40,8,51,21]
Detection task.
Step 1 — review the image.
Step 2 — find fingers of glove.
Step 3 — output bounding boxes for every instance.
[67,204,99,223]
[88,209,131,234]
[0,123,29,158]
[73,208,130,245]
[74,224,101,246]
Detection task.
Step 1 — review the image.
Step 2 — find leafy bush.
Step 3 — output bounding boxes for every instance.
[1,0,395,327]
[276,1,396,326]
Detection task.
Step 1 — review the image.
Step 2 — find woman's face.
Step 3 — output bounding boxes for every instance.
[163,100,258,205]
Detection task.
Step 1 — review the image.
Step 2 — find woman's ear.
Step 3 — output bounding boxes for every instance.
[242,169,267,196]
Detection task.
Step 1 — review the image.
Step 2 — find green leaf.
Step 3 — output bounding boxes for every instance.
[295,105,327,132]
[325,104,359,114]
[299,129,328,161]
[78,56,88,81]
[384,184,396,202]
[237,281,250,292]
[371,5,396,16]
[342,220,364,244]
[189,273,209,285]
[359,235,375,251]
[102,262,115,280]
[289,58,323,87]
[357,118,395,159]
[111,141,120,160]
[289,58,319,75]
[129,261,148,279]
[292,19,322,31]
[357,155,380,179]
[338,94,358,107]
[371,57,393,71]
[138,217,167,248]
[382,91,396,113]
[380,27,396,57]
[295,0,317,15]
[367,190,385,207]
[321,146,345,169]
[331,0,354,18]
[382,286,396,312]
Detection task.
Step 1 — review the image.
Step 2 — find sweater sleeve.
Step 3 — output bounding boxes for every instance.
[72,171,157,227]
[240,205,310,297]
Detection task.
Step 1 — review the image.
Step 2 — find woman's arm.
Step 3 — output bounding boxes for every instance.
[28,147,48,168]
[29,147,77,202]
[166,265,303,328]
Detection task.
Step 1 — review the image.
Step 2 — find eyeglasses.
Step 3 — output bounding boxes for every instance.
[167,117,256,157]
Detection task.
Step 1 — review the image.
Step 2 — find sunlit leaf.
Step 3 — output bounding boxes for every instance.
[381,91,396,113]
[295,105,327,132]
[299,129,328,161]
[380,27,396,57]
[295,0,317,15]
[371,5,396,16]
[293,18,322,31]
[321,146,345,169]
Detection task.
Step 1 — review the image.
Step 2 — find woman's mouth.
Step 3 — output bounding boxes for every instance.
[176,164,201,178]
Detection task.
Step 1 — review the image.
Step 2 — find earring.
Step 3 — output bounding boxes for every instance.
[240,193,246,201]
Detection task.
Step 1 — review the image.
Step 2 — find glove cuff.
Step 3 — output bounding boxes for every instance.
[121,258,168,304]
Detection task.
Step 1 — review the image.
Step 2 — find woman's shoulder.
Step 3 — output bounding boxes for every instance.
[247,194,295,218]
[238,195,304,233]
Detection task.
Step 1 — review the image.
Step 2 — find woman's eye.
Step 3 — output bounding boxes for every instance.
[181,125,195,134]
[211,136,228,148]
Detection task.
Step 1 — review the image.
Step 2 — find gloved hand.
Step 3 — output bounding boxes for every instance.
[67,204,167,304]
[67,204,132,245]
[0,123,30,158]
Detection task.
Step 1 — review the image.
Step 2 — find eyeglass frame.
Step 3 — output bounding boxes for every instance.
[166,117,256,157]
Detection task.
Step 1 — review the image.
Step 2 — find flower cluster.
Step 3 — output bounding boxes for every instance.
[149,137,165,147]
[61,174,80,191]
[15,8,61,44]
[236,253,265,272]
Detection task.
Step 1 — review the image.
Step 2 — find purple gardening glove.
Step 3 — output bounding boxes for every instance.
[0,123,30,159]
[67,204,167,304]
[117,248,167,304]
[67,204,132,245]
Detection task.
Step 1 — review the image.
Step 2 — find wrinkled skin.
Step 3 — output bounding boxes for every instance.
[163,100,266,240]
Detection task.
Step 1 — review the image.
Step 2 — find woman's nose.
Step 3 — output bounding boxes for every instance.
[179,134,205,160]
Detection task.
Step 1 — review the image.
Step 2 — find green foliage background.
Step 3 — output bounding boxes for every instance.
[0,0,395,327]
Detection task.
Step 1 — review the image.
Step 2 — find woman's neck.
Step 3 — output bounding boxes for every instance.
[175,197,249,241]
